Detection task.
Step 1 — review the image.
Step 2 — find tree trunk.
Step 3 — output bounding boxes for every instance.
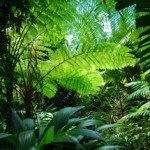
[24,89,33,118]
[5,65,14,103]
[6,81,13,102]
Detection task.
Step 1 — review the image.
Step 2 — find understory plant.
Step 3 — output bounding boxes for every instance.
[115,102,150,150]
[0,104,124,150]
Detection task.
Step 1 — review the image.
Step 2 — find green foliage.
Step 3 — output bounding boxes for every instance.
[111,1,150,149]
[116,102,150,149]
[115,0,150,98]
[35,43,135,97]
[0,106,123,150]
[125,80,150,99]
[118,101,150,123]
[0,0,136,119]
[1,0,134,118]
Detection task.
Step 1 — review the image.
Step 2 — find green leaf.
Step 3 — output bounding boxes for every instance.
[58,71,104,94]
[0,133,13,139]
[53,133,79,143]
[68,129,105,141]
[0,133,18,148]
[78,119,102,128]
[23,119,34,130]
[39,126,54,148]
[51,106,84,133]
[137,101,150,112]
[96,124,123,131]
[42,82,57,98]
[10,107,26,133]
[95,145,125,150]
[59,117,87,133]
[18,131,36,150]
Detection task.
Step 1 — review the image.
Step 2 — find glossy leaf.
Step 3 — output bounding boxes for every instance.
[68,129,105,141]
[23,119,34,130]
[10,107,26,133]
[96,124,123,131]
[78,119,102,128]
[18,131,36,150]
[51,106,84,133]
[39,126,54,148]
[95,145,125,150]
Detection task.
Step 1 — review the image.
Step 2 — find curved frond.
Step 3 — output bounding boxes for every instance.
[118,110,150,123]
[58,71,104,94]
[138,101,150,112]
[36,43,135,95]
[118,101,150,123]
[126,81,150,99]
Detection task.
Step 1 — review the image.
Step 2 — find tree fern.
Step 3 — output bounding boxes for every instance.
[33,42,135,97]
[115,0,150,101]
[0,0,137,116]
[115,1,150,70]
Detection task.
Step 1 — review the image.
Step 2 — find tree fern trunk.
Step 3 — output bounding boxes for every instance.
[6,80,13,102]
[24,88,33,118]
[5,63,14,103]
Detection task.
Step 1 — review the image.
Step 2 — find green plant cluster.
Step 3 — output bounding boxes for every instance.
[0,105,124,150]
[0,0,150,150]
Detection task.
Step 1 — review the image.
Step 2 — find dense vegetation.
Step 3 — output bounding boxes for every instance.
[0,0,149,149]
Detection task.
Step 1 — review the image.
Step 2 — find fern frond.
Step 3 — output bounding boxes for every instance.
[14,0,136,98]
[35,43,135,95]
[125,81,149,88]
[48,43,135,71]
[118,110,150,123]
[137,101,150,112]
[126,81,150,99]
[58,71,104,94]
[118,101,150,123]
[37,81,58,98]
[128,87,150,99]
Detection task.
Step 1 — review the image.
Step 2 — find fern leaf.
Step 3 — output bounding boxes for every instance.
[36,43,135,95]
[118,110,150,123]
[126,80,150,99]
[128,87,150,99]
[137,101,150,112]
[58,71,104,94]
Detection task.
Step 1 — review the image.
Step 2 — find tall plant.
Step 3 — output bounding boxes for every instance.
[0,0,136,118]
[115,0,150,99]
[0,0,33,103]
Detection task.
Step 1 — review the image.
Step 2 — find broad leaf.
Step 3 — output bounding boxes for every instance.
[68,129,105,141]
[39,126,54,148]
[95,145,125,150]
[23,119,34,130]
[96,124,123,131]
[18,131,36,150]
[51,106,84,133]
[10,107,26,133]
[0,133,18,148]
